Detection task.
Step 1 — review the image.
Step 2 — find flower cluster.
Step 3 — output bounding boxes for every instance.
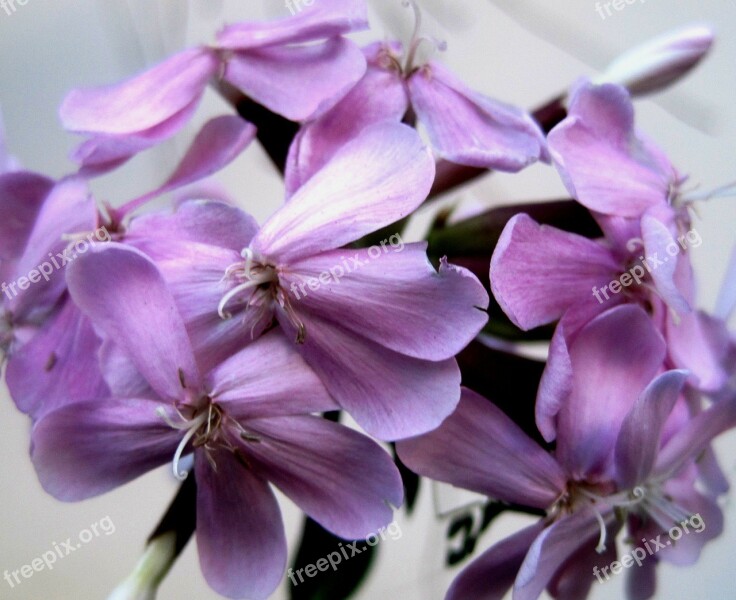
[1,1,734,600]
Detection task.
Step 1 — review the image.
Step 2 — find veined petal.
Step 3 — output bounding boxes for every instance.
[224,37,366,122]
[124,116,256,207]
[556,305,666,479]
[446,521,547,600]
[398,389,566,509]
[278,306,461,440]
[666,310,729,393]
[71,100,200,175]
[655,398,736,480]
[6,299,108,419]
[282,244,488,361]
[216,0,368,49]
[208,330,337,419]
[548,81,673,217]
[9,177,97,320]
[491,214,619,331]
[409,62,547,171]
[253,122,434,263]
[66,244,201,401]
[195,447,285,600]
[31,397,179,501]
[0,171,53,284]
[60,48,218,135]
[514,509,612,600]
[614,370,688,489]
[244,414,403,539]
[127,199,259,254]
[641,214,690,314]
[284,63,409,195]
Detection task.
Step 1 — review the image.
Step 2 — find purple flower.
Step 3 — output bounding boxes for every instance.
[32,243,403,600]
[2,113,254,419]
[0,175,109,418]
[126,122,489,440]
[285,2,548,194]
[397,305,736,600]
[491,83,730,438]
[59,1,368,173]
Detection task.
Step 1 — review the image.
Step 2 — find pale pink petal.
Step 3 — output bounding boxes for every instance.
[556,305,666,479]
[491,214,619,331]
[224,37,366,122]
[281,244,488,360]
[253,122,434,263]
[397,389,566,508]
[216,0,368,49]
[60,48,218,135]
[409,62,547,171]
[285,63,408,195]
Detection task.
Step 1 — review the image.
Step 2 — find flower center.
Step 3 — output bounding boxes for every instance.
[156,400,261,480]
[218,247,307,344]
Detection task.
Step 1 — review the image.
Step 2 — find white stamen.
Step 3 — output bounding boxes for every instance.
[171,412,208,481]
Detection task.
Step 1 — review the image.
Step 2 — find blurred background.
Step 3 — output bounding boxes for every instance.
[1,1,735,598]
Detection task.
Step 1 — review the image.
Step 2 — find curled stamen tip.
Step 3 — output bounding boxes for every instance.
[174,469,189,481]
[595,543,607,554]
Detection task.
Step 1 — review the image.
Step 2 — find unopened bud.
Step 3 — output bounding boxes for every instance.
[597,25,714,96]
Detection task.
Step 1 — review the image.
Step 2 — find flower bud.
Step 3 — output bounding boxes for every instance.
[597,25,714,96]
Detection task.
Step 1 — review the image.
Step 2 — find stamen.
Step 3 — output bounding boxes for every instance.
[171,412,208,481]
[401,0,447,73]
[218,279,266,319]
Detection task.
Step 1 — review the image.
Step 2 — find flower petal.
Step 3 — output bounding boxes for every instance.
[216,0,368,49]
[446,521,546,600]
[409,62,547,171]
[60,48,218,135]
[278,307,461,440]
[208,330,337,419]
[284,63,409,195]
[66,244,201,400]
[556,305,666,479]
[655,397,736,479]
[252,122,434,263]
[244,414,403,539]
[123,116,256,207]
[398,389,565,508]
[9,177,97,320]
[224,37,366,122]
[127,199,258,254]
[31,398,179,501]
[282,244,488,360]
[614,370,688,489]
[6,299,108,419]
[195,447,286,600]
[514,509,612,600]
[0,171,53,284]
[490,213,619,330]
[641,214,691,314]
[548,81,673,217]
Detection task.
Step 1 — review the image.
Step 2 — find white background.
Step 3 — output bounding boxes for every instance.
[1,1,735,599]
